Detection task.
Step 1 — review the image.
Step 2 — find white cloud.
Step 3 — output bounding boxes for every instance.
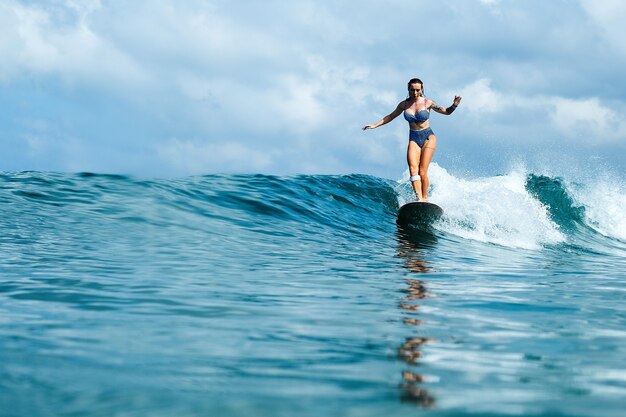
[281,1,351,43]
[0,0,148,88]
[264,56,377,135]
[457,78,506,114]
[579,0,626,56]
[176,73,215,102]
[454,78,625,143]
[155,139,276,175]
[358,136,396,166]
[97,1,280,72]
[16,117,94,171]
[179,55,381,141]
[550,97,620,139]
[1,0,624,176]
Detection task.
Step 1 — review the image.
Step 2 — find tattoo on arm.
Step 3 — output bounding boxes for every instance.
[430,102,445,113]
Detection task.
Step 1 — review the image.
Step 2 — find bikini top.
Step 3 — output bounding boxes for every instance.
[403,99,430,124]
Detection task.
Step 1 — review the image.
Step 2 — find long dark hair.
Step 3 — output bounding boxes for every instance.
[407,78,424,97]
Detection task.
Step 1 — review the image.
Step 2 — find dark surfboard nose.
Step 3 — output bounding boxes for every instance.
[397,202,444,228]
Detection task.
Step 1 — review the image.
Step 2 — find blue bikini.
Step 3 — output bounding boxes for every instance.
[404,101,434,148]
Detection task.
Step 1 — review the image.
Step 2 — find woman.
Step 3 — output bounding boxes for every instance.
[363,78,461,202]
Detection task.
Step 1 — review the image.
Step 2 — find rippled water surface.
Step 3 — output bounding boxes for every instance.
[1,168,625,417]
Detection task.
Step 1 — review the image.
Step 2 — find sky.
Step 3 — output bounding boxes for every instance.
[1,0,625,179]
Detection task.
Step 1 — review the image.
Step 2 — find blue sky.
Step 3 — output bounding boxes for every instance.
[1,0,625,178]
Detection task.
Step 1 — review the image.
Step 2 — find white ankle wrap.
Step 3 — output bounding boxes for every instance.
[409,175,420,182]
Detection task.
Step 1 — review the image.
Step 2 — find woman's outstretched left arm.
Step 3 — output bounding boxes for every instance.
[429,96,462,115]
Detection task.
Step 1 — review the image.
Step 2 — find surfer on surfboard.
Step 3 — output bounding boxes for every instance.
[363,78,461,202]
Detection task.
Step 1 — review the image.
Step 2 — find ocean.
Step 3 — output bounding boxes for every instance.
[1,165,625,417]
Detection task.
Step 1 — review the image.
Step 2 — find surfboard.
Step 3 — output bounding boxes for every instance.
[397,202,444,227]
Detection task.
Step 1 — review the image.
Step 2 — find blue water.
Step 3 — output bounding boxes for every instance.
[1,166,625,417]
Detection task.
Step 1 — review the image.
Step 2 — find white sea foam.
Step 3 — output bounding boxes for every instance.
[397,164,565,250]
[567,177,626,242]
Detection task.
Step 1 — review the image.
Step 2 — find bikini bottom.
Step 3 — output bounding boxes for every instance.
[409,127,434,148]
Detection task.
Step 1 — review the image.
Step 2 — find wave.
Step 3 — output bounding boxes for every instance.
[397,164,625,251]
[1,167,623,253]
[0,172,400,254]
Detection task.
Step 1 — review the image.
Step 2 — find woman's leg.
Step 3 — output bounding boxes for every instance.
[418,135,437,201]
[407,140,422,200]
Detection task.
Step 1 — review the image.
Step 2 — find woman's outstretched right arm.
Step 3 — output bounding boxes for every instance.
[362,102,405,130]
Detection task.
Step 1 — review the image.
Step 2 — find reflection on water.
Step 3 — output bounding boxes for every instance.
[395,226,438,407]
